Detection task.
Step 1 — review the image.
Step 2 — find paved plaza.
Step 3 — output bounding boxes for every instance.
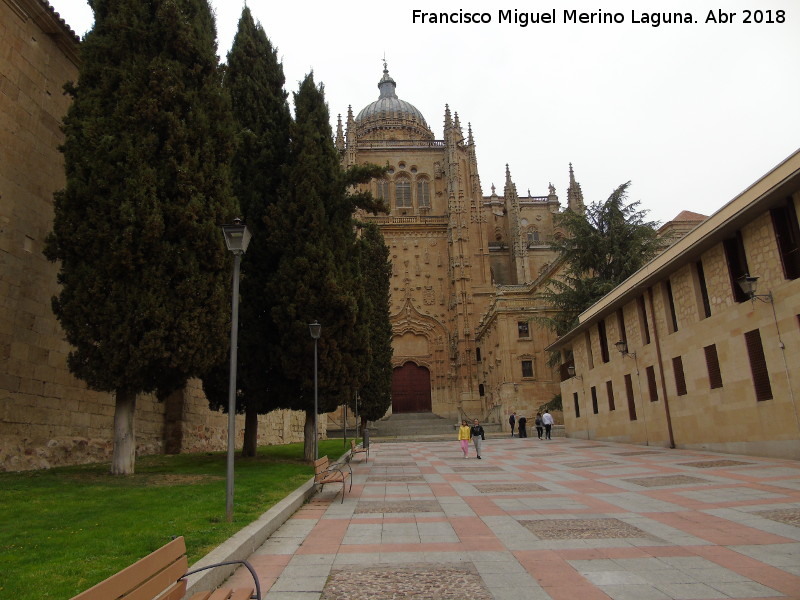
[224,437,800,599]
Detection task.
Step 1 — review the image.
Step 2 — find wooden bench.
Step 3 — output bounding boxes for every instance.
[70,536,261,600]
[349,438,369,462]
[314,455,352,503]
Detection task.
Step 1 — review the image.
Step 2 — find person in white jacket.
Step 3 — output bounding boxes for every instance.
[542,410,554,440]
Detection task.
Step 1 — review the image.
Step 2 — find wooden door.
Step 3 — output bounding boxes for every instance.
[391,362,432,413]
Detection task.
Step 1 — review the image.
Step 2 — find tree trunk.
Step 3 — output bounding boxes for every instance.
[360,415,367,440]
[242,404,258,457]
[304,409,315,462]
[111,389,137,475]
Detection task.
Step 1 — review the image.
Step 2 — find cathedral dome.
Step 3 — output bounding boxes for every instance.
[354,64,434,141]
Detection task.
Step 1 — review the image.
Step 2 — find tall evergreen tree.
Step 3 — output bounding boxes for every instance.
[202,7,291,457]
[354,222,393,434]
[44,0,236,474]
[263,74,384,460]
[540,182,660,338]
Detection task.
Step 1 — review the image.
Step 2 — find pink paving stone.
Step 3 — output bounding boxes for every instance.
[691,547,800,596]
[542,584,613,600]
[647,511,795,545]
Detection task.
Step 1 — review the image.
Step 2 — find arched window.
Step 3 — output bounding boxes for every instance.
[396,177,412,208]
[376,180,389,201]
[527,230,540,247]
[417,179,430,208]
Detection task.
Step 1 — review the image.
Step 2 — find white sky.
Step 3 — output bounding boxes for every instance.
[51,0,800,224]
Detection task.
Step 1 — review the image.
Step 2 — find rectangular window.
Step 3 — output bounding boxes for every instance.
[573,392,580,418]
[617,308,627,346]
[585,331,594,369]
[376,180,390,200]
[704,344,723,389]
[744,329,773,401]
[696,260,712,319]
[518,321,530,338]
[723,232,750,303]
[521,360,534,378]
[625,373,637,421]
[606,380,615,411]
[598,320,610,363]
[417,180,431,208]
[646,365,659,402]
[396,179,412,208]
[665,279,679,333]
[637,295,651,345]
[478,383,485,397]
[771,197,800,280]
[476,347,481,362]
[673,356,687,396]
[591,386,598,414]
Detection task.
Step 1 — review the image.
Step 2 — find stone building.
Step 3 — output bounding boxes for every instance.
[0,0,307,471]
[340,64,573,424]
[548,150,800,460]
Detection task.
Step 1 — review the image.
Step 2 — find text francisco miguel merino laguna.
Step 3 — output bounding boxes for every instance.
[411,8,781,27]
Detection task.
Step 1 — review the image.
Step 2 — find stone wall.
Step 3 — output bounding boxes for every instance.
[0,0,309,472]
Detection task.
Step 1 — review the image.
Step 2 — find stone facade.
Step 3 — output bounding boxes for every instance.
[0,0,308,471]
[340,64,575,425]
[550,150,800,460]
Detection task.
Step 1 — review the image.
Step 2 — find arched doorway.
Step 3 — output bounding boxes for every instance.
[392,362,432,413]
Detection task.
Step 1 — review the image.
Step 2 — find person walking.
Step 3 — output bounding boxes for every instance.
[534,412,544,439]
[542,410,554,440]
[457,419,471,458]
[509,412,516,437]
[517,414,527,438]
[470,419,485,459]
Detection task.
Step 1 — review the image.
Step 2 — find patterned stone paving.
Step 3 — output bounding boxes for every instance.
[755,508,800,527]
[613,450,663,456]
[522,517,656,539]
[678,459,752,468]
[355,500,442,514]
[450,466,502,473]
[367,474,426,482]
[473,483,548,493]
[624,474,709,487]
[321,564,492,600]
[563,460,619,468]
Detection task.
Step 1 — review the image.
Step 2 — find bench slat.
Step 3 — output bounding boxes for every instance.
[124,559,187,600]
[71,537,187,600]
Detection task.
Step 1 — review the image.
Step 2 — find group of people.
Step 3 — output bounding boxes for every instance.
[457,419,485,459]
[456,411,554,459]
[509,411,553,439]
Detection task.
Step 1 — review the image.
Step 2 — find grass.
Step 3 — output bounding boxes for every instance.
[0,438,351,600]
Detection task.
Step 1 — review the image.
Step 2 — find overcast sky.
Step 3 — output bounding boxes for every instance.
[51,0,799,225]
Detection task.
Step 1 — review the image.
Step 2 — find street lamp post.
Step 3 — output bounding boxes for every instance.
[309,322,321,460]
[221,218,252,522]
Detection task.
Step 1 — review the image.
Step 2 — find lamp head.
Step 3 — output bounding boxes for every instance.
[222,218,252,255]
[309,321,321,339]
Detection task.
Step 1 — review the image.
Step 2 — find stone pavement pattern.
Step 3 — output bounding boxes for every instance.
[224,438,800,599]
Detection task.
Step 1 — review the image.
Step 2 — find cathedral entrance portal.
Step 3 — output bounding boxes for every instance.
[391,362,432,413]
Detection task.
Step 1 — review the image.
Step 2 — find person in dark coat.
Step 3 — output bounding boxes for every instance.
[518,414,527,438]
[509,412,516,437]
[470,419,485,459]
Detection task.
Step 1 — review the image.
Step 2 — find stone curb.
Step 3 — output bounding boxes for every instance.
[182,450,352,598]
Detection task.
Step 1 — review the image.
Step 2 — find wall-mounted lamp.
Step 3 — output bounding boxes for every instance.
[737,274,773,304]
[567,365,582,380]
[615,340,636,358]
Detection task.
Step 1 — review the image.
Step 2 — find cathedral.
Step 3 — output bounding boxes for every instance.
[336,63,584,423]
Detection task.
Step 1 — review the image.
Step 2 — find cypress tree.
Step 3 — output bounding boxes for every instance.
[263,73,384,460]
[354,223,393,434]
[202,7,291,456]
[44,0,236,474]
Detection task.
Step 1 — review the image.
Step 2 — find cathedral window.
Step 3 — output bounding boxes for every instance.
[376,180,389,201]
[417,179,431,208]
[396,177,412,208]
[521,360,534,379]
[526,230,540,247]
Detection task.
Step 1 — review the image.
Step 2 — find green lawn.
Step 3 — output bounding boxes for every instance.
[0,439,351,600]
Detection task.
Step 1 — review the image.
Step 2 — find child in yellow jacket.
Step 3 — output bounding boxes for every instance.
[457,420,472,458]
